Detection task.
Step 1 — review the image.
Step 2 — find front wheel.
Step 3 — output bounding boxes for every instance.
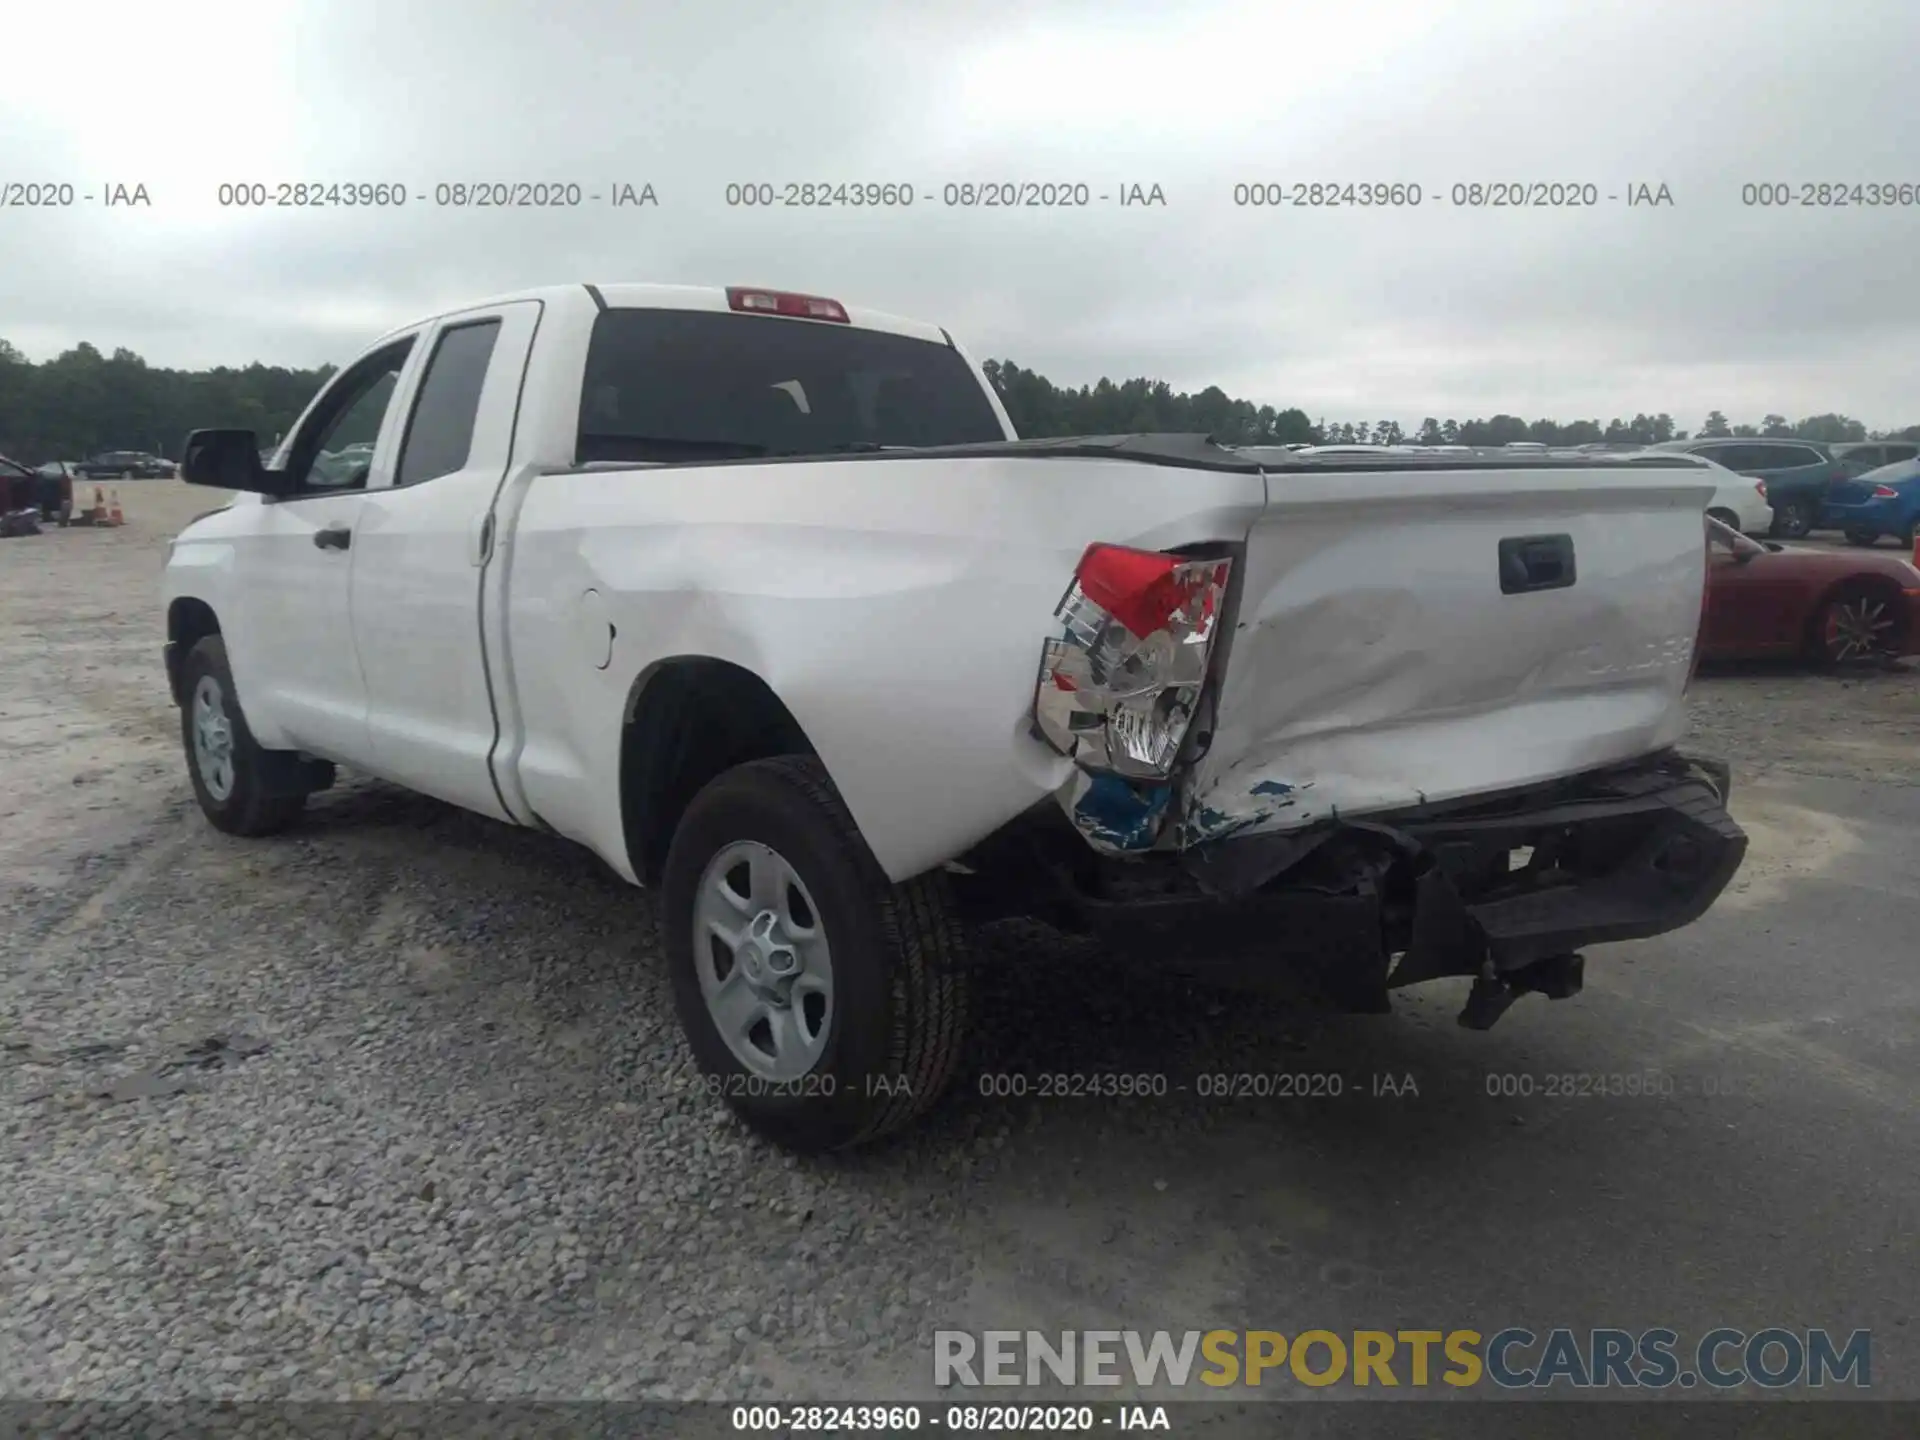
[1770,499,1816,539]
[661,755,972,1152]
[1810,584,1904,666]
[179,636,310,835]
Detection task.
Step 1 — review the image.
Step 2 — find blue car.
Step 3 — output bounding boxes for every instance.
[1822,458,1920,548]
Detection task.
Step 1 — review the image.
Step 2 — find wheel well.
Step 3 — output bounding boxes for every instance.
[620,658,816,886]
[166,598,221,705]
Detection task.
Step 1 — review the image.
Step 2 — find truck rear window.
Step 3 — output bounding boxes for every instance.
[575,308,1006,464]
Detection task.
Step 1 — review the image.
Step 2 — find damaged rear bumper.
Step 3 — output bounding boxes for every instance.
[954,751,1747,1028]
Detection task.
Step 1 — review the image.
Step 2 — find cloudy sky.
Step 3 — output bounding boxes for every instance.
[4,0,1917,429]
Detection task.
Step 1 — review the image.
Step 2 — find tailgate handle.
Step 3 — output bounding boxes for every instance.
[1498,534,1575,594]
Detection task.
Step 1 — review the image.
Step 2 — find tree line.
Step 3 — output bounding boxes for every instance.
[980,360,1917,450]
[2,338,1913,465]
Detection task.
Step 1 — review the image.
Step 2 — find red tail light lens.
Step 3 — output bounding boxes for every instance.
[725,287,850,323]
[1033,545,1232,781]
[1872,485,1900,499]
[1074,544,1203,638]
[1754,480,1767,499]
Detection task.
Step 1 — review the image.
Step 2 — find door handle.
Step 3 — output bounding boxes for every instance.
[313,525,352,551]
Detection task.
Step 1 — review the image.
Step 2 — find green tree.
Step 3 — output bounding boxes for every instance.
[1699,410,1732,437]
[1791,413,1867,443]
[0,338,331,463]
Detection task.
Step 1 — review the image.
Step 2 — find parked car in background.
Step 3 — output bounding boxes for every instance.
[30,460,77,524]
[1700,517,1920,665]
[1833,440,1920,478]
[1642,438,1840,539]
[1,455,49,530]
[1821,458,1920,548]
[75,450,174,480]
[1683,457,1774,536]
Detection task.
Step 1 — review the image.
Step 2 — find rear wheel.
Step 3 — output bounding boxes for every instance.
[1810,584,1904,666]
[179,636,311,835]
[1770,499,1816,539]
[1706,507,1741,531]
[1843,529,1881,547]
[661,755,972,1152]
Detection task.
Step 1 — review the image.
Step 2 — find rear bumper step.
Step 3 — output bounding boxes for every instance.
[956,752,1747,1028]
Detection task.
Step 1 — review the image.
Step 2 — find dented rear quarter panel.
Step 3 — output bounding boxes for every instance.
[494,455,1267,883]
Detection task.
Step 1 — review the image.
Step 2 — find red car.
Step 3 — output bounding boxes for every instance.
[1703,518,1920,664]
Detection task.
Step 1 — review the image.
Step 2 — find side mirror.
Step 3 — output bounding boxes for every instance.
[180,429,291,496]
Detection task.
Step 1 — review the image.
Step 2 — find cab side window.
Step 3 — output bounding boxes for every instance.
[285,338,416,494]
[394,320,501,487]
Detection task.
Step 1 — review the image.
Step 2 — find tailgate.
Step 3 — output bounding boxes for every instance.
[1180,460,1716,844]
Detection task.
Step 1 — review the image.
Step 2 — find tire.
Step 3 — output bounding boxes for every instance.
[1770,499,1815,539]
[661,755,972,1152]
[1843,529,1880,547]
[179,635,310,835]
[1706,508,1741,531]
[1809,583,1905,667]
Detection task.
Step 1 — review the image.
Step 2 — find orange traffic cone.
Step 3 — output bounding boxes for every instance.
[90,486,107,523]
[107,489,124,526]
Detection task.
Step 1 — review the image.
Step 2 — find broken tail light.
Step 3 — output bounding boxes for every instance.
[1032,544,1231,780]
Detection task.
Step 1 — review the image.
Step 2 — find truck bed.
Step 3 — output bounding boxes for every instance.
[509,434,1715,877]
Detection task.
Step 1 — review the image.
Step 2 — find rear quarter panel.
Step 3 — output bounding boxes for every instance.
[495,456,1266,882]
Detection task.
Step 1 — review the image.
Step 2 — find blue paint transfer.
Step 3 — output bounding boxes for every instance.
[1177,804,1264,847]
[1177,778,1310,847]
[1073,774,1172,851]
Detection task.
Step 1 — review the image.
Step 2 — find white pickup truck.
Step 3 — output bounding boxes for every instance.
[163,282,1747,1151]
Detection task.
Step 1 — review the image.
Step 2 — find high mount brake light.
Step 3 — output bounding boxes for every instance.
[1032,544,1232,781]
[725,287,851,323]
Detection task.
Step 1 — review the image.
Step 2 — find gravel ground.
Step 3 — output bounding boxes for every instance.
[3,483,1917,1410]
